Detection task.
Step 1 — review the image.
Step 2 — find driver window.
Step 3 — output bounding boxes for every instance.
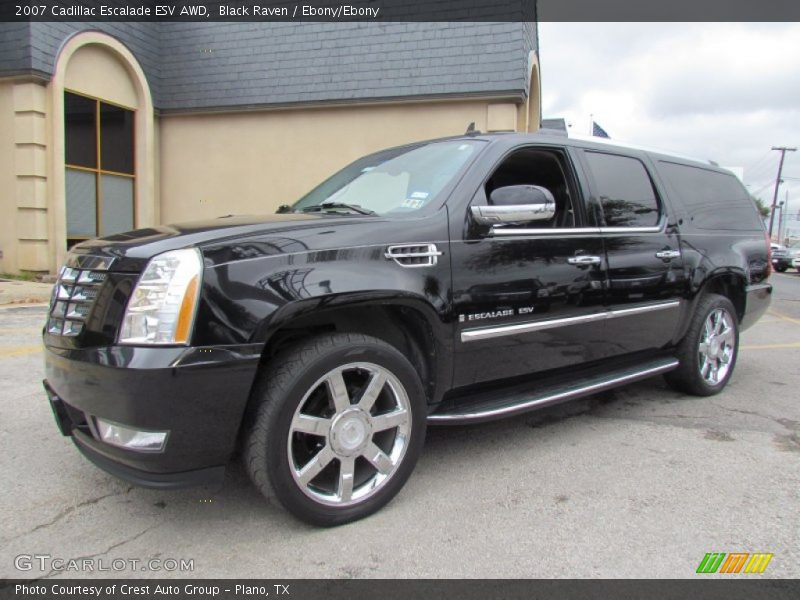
[485,148,576,228]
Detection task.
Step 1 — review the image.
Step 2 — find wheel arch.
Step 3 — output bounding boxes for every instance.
[674,268,748,343]
[251,292,451,408]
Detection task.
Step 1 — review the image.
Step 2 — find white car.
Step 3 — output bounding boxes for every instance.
[772,241,800,272]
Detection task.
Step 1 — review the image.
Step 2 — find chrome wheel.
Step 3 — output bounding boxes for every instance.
[698,308,735,385]
[287,362,411,507]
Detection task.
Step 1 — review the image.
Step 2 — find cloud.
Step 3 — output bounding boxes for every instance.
[538,22,800,233]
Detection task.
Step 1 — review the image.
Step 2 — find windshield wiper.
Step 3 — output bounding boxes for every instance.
[301,202,376,215]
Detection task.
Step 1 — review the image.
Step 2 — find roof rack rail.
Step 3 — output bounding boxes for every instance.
[536,128,568,137]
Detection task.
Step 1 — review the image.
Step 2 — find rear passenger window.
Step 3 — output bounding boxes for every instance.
[584,152,660,227]
[657,161,764,231]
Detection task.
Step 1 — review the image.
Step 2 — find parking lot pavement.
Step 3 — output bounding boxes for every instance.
[1,274,798,580]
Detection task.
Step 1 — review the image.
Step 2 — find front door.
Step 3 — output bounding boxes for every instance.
[450,146,607,388]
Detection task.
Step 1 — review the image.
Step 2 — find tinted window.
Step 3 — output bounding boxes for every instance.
[658,161,763,231]
[65,93,96,168]
[483,148,576,228]
[100,103,134,174]
[584,152,660,227]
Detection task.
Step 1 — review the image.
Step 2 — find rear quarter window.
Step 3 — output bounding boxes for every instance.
[657,161,763,231]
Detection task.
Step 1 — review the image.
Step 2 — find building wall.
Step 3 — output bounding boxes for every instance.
[0,79,50,273]
[0,21,538,273]
[28,22,162,100]
[159,98,521,223]
[0,80,18,273]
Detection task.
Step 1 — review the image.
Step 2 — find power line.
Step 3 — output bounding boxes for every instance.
[743,150,773,173]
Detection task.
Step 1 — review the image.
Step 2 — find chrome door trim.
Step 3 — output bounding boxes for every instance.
[490,227,601,237]
[460,300,681,342]
[606,300,680,320]
[427,359,680,423]
[488,218,667,238]
[461,311,607,342]
[599,225,664,234]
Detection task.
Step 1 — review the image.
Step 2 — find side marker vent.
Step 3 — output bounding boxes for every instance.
[384,244,443,268]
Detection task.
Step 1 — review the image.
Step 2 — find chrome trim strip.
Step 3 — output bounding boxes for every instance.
[461,311,606,342]
[606,300,680,319]
[461,300,681,342]
[65,254,116,271]
[427,359,680,423]
[490,218,666,237]
[490,227,600,237]
[599,226,663,234]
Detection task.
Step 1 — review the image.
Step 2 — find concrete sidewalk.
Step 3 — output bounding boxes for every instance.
[0,279,53,306]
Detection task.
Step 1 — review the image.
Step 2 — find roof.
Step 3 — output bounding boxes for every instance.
[415,131,726,172]
[0,22,537,111]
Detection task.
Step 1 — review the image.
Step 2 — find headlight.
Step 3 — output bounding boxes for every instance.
[119,248,202,345]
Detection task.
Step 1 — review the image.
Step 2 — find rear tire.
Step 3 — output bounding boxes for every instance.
[775,265,787,273]
[665,294,739,396]
[244,333,427,526]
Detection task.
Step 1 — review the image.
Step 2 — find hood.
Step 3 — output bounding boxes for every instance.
[69,213,376,272]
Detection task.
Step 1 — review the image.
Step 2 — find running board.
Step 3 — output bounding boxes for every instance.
[427,357,679,425]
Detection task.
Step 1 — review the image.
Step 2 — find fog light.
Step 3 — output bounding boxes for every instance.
[95,418,168,452]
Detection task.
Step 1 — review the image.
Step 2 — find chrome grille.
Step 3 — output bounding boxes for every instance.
[47,266,108,337]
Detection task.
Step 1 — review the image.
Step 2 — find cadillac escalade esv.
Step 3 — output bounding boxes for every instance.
[43,132,772,525]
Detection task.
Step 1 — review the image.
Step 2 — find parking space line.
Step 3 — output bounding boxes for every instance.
[766,310,800,326]
[0,345,42,358]
[0,327,43,334]
[741,342,800,350]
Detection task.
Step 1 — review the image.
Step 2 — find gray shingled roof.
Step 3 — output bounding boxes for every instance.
[0,22,536,110]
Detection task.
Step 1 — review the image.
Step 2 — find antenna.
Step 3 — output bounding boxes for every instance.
[465,122,476,134]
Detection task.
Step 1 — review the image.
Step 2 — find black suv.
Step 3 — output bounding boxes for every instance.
[43,133,772,525]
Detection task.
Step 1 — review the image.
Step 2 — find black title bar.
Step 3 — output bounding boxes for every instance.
[2,0,800,22]
[2,580,800,600]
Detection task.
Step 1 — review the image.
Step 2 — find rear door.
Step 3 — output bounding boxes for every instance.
[578,149,687,356]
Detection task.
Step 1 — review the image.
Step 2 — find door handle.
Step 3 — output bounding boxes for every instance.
[655,250,681,260]
[567,255,602,265]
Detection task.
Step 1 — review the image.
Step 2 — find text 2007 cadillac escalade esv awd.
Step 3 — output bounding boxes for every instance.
[43,133,772,525]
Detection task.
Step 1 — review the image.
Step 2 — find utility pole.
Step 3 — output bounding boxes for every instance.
[780,189,789,242]
[768,146,796,239]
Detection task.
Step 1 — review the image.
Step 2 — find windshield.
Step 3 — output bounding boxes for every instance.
[291,140,482,216]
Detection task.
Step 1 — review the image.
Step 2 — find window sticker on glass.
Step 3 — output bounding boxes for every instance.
[401,198,425,209]
[410,191,429,200]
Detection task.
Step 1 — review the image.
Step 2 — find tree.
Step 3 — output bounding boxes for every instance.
[752,196,770,218]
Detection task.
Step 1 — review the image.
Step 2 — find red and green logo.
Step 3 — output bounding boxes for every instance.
[696,552,773,574]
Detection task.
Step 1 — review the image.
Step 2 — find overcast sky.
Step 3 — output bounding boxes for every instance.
[538,22,800,238]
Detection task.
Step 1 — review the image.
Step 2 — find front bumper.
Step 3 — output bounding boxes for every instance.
[44,343,262,488]
[740,282,772,331]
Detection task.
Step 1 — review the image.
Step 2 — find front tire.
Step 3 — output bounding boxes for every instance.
[665,293,739,396]
[244,333,427,526]
[775,265,787,273]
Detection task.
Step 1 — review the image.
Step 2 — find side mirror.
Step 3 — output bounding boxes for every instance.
[471,185,556,226]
